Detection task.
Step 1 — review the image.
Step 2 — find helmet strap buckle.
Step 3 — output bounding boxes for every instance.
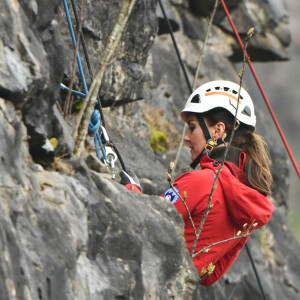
[205,138,217,152]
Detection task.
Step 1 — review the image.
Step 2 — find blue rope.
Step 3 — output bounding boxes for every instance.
[88,109,107,161]
[62,0,107,163]
[62,0,88,97]
[60,83,86,98]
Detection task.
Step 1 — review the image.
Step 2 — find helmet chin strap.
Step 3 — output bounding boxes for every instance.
[190,114,214,169]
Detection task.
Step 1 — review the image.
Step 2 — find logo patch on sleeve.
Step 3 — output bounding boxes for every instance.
[163,187,180,204]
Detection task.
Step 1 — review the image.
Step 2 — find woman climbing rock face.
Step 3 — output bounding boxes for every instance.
[120,80,274,286]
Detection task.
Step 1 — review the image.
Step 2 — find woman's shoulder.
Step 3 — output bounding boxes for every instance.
[174,168,215,185]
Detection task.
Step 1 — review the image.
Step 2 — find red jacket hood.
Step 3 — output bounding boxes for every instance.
[200,154,274,229]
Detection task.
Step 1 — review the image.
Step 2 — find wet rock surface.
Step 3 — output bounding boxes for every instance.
[0,0,299,299]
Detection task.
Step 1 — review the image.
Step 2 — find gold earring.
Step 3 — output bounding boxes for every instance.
[222,132,227,141]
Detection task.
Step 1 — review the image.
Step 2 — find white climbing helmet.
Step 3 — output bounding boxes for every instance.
[180,80,256,128]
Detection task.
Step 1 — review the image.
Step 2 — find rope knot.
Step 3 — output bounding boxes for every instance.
[88,109,100,136]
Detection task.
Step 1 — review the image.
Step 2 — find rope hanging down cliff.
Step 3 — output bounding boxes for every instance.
[71,0,137,158]
[61,0,129,177]
[219,0,299,178]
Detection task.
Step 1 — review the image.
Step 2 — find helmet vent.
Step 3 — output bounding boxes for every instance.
[224,87,230,91]
[206,89,211,92]
[231,89,243,99]
[241,106,251,116]
[191,94,201,103]
[215,86,220,90]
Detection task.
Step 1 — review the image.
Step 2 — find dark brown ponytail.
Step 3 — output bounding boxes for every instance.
[232,133,272,196]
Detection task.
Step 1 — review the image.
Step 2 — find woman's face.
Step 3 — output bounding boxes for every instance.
[184,113,226,161]
[184,113,216,161]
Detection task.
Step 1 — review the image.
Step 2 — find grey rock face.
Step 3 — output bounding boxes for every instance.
[0,0,299,299]
[0,99,198,299]
[0,0,65,165]
[188,0,291,61]
[219,0,291,61]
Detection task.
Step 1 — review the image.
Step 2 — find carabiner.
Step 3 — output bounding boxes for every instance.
[104,146,118,179]
[100,126,109,143]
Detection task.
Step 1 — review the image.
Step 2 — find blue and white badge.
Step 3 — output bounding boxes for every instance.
[163,187,180,204]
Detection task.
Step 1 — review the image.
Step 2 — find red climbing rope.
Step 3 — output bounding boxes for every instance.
[220,0,300,178]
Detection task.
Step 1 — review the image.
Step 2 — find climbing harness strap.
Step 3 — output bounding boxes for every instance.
[189,114,214,169]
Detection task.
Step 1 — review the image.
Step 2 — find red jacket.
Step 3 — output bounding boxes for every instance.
[162,151,274,286]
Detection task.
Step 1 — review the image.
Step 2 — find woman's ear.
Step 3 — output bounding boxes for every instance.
[212,122,226,140]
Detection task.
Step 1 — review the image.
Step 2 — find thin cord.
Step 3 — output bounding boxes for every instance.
[157,0,193,93]
[245,243,268,300]
[70,0,94,80]
[220,0,299,178]
[170,0,220,173]
[157,0,193,176]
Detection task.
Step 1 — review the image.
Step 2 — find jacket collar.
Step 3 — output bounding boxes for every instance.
[200,146,247,185]
[209,146,243,167]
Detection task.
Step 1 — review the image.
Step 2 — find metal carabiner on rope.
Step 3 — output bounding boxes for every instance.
[100,125,109,143]
[104,146,118,179]
[97,123,118,179]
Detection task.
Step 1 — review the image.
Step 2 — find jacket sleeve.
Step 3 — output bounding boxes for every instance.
[219,170,274,229]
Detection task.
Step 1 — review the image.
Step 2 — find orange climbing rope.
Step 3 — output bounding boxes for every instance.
[220,0,300,178]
